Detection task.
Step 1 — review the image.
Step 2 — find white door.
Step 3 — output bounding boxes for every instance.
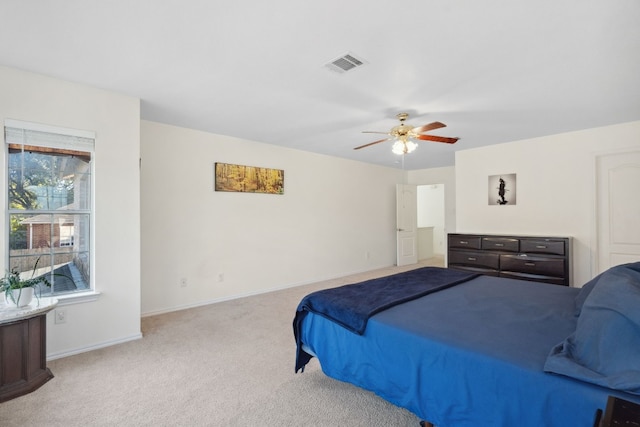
[396,184,418,266]
[596,150,640,273]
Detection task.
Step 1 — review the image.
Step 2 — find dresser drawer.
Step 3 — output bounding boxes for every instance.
[482,237,519,252]
[449,251,499,270]
[448,235,481,250]
[500,254,565,277]
[499,271,566,286]
[449,265,501,277]
[520,239,565,255]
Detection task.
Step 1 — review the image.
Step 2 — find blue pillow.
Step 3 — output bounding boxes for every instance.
[545,262,640,394]
[573,271,604,316]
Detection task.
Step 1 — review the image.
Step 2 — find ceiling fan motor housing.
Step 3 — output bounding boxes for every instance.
[391,124,413,141]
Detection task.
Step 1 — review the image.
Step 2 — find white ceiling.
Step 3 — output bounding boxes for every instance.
[1,0,639,170]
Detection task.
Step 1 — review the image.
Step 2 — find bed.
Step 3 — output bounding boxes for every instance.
[293,262,640,427]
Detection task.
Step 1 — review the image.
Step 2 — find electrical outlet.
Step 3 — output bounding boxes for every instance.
[54,309,66,324]
[179,278,188,288]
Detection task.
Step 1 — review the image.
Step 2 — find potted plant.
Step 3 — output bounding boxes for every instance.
[1,258,51,308]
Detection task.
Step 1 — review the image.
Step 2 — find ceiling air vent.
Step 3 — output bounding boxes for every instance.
[326,53,367,73]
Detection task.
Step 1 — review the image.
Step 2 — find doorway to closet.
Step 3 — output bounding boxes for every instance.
[417,184,445,265]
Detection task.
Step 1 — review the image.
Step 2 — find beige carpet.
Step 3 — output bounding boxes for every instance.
[0,258,443,426]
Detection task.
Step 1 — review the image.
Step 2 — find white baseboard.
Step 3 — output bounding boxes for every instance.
[47,332,143,361]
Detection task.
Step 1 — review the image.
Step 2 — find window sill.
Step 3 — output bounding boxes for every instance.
[55,291,101,306]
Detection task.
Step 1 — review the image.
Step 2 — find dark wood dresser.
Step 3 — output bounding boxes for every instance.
[447,233,572,286]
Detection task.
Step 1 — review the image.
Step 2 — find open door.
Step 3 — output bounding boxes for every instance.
[396,184,418,266]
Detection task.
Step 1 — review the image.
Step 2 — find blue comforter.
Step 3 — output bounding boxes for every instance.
[293,267,478,372]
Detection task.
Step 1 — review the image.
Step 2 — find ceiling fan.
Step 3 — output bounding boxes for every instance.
[354,112,459,154]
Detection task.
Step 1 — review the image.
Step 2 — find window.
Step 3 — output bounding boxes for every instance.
[5,120,94,297]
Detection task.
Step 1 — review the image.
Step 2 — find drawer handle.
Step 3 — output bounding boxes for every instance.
[460,241,468,244]
[525,262,536,266]
[468,257,477,261]
[494,243,504,247]
[535,245,547,249]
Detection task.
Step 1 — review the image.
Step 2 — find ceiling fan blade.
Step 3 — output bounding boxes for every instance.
[353,138,390,150]
[416,134,459,144]
[412,121,446,134]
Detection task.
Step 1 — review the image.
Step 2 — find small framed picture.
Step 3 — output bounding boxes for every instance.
[488,174,516,205]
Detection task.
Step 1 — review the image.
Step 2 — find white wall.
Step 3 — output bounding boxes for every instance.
[140,121,403,315]
[416,227,434,260]
[455,121,640,287]
[0,66,141,358]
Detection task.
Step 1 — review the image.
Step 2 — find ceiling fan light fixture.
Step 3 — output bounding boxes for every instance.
[392,140,417,155]
[392,141,404,155]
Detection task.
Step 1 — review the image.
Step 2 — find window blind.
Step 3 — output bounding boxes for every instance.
[4,119,95,152]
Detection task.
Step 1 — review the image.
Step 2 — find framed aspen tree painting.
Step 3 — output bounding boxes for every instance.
[214,162,284,194]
